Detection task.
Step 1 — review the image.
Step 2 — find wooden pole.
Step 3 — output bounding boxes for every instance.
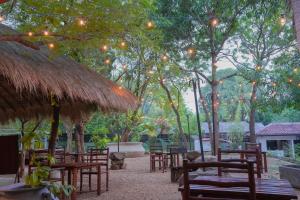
[192,80,205,162]
[48,96,60,156]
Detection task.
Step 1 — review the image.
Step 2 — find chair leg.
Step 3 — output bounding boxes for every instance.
[89,173,92,191]
[106,165,109,191]
[79,170,83,193]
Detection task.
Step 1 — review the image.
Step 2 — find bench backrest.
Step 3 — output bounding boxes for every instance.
[182,159,256,200]
[217,148,261,178]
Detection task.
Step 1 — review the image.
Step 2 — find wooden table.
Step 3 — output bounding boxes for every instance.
[51,162,101,200]
[179,176,298,200]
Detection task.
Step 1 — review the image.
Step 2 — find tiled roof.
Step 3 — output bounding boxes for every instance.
[256,123,300,136]
[199,121,264,134]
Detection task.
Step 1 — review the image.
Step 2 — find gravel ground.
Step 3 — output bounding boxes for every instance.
[78,156,181,200]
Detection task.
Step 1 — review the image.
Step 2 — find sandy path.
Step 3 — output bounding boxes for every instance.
[78,156,181,200]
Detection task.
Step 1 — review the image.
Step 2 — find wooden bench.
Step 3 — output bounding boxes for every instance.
[181,159,256,200]
[179,160,298,200]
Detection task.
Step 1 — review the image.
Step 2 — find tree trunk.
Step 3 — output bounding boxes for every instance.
[211,55,219,155]
[249,83,257,143]
[75,122,85,153]
[64,122,73,153]
[160,81,188,148]
[292,0,300,51]
[48,104,60,156]
[121,127,131,142]
[197,79,214,155]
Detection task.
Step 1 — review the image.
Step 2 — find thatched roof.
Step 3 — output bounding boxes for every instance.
[0,24,137,123]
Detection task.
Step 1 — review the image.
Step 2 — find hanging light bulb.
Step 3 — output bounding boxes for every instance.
[187,48,195,57]
[43,30,49,36]
[147,21,154,29]
[293,68,298,73]
[0,15,5,22]
[210,16,219,27]
[104,58,111,65]
[255,65,262,71]
[279,14,286,26]
[288,78,293,83]
[272,82,277,87]
[161,54,168,62]
[78,19,86,26]
[48,43,55,49]
[101,44,108,52]
[28,32,33,37]
[120,41,126,48]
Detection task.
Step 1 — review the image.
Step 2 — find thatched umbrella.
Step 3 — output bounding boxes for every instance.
[0,24,137,154]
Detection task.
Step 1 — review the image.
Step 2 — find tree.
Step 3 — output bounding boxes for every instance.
[156,0,252,154]
[226,0,295,142]
[291,0,300,51]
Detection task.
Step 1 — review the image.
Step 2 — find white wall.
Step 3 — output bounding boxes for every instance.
[256,135,298,158]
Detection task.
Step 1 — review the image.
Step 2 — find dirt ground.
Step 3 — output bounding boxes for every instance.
[78,156,300,200]
[0,156,299,200]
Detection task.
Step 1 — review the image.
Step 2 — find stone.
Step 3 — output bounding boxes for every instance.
[279,165,300,189]
[110,152,126,170]
[186,151,201,162]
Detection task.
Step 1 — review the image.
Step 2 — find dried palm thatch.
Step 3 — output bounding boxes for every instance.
[0,24,137,123]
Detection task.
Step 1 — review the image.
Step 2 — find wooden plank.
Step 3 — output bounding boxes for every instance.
[179,176,298,199]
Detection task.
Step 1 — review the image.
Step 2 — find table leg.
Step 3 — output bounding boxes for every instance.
[97,165,101,195]
[263,153,268,172]
[68,169,72,185]
[71,168,78,200]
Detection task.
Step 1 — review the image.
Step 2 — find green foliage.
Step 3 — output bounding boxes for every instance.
[91,134,110,149]
[228,123,244,149]
[295,144,300,161]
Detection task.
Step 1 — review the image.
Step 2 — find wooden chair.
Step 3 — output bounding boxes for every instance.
[245,143,267,172]
[80,148,109,193]
[28,149,65,184]
[182,160,256,200]
[166,144,180,167]
[217,148,262,178]
[149,143,167,172]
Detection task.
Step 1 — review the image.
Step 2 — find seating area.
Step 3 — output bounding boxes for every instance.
[0,1,300,200]
[25,147,110,199]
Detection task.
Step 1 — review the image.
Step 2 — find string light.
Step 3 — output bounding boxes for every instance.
[272,82,277,87]
[252,81,256,85]
[43,30,50,36]
[48,43,54,49]
[187,48,195,57]
[255,65,262,71]
[118,86,122,90]
[288,78,293,83]
[279,14,286,26]
[210,17,219,27]
[148,70,154,75]
[28,32,33,37]
[161,54,168,62]
[101,44,108,52]
[78,19,86,26]
[104,58,111,65]
[293,68,298,73]
[147,21,154,29]
[0,15,4,22]
[120,41,126,48]
[219,80,224,84]
[298,83,300,87]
